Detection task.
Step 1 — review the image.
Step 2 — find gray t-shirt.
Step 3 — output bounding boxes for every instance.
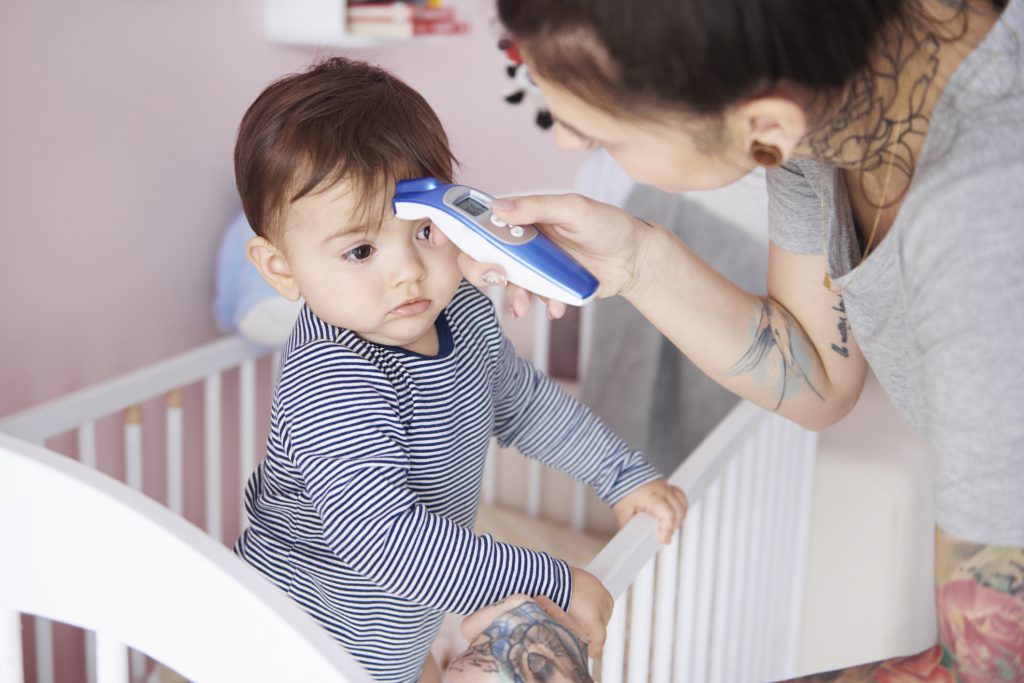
[767,0,1024,547]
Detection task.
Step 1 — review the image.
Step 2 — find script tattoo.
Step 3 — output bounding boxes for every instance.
[448,601,593,683]
[727,300,825,411]
[831,297,851,359]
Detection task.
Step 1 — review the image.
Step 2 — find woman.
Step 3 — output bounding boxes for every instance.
[449,0,1023,679]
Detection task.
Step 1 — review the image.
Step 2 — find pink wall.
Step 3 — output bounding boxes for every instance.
[0,0,584,419]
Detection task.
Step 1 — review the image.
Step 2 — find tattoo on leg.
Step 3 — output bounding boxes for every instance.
[448,601,593,682]
[727,300,825,411]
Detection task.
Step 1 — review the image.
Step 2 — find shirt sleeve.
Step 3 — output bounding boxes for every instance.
[766,160,827,255]
[903,164,1024,547]
[490,332,662,505]
[280,341,573,614]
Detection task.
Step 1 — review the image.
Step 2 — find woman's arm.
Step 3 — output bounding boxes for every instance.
[478,194,868,430]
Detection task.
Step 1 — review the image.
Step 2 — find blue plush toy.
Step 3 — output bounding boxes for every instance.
[214,211,302,347]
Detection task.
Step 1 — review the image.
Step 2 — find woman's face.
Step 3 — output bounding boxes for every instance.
[528,68,758,193]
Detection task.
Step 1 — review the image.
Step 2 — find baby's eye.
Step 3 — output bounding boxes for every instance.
[343,244,375,262]
[415,223,432,241]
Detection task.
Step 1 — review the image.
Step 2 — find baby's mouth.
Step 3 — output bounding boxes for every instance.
[391,298,431,317]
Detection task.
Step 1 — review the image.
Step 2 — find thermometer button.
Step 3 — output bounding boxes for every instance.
[489,215,508,228]
[509,225,525,238]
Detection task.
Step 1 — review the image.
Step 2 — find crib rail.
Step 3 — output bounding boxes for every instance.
[590,400,817,683]
[1,322,818,683]
[0,433,369,683]
[0,336,268,444]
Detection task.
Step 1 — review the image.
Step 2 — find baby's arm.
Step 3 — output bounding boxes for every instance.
[280,344,582,619]
[491,333,686,535]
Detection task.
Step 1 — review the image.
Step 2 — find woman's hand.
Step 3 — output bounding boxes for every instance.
[433,193,653,319]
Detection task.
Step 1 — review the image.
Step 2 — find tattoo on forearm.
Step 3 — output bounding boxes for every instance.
[831,297,851,359]
[727,300,825,410]
[449,601,593,682]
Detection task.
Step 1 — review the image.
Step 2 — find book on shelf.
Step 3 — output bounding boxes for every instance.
[346,17,469,38]
[346,2,455,22]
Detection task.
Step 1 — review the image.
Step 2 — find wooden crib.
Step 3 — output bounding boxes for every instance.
[0,300,817,683]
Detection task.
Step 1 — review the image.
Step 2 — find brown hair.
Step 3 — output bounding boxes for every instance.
[234,57,457,240]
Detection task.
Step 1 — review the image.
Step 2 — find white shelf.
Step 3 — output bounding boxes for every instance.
[264,0,460,48]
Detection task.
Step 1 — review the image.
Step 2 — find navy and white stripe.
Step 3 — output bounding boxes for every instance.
[235,281,660,682]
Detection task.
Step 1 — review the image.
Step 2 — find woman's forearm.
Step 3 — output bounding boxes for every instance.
[621,221,863,430]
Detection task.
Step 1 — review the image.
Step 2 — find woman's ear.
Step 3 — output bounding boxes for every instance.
[734,94,808,164]
[247,236,301,301]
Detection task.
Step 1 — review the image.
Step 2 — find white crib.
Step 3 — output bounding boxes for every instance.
[0,302,817,683]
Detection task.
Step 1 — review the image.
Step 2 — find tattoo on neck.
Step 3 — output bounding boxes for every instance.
[805,10,953,208]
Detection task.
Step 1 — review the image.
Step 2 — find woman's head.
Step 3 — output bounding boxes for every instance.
[497,0,916,190]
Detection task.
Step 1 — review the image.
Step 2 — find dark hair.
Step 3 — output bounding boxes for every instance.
[498,0,923,117]
[235,57,456,240]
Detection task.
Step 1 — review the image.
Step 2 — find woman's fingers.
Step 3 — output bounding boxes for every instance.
[489,193,590,231]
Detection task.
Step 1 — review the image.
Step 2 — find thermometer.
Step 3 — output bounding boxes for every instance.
[392,178,598,306]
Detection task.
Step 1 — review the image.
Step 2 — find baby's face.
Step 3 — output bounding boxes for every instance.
[278,178,462,354]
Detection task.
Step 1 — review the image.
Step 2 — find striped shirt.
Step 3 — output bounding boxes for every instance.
[234,281,660,682]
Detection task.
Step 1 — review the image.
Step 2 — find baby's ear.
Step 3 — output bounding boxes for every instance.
[247,236,301,301]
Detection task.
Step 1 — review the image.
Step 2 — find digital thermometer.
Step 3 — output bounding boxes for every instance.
[392,178,599,306]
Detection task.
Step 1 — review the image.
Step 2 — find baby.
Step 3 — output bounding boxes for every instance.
[232,57,687,683]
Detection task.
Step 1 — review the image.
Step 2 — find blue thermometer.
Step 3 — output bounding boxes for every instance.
[393,178,599,306]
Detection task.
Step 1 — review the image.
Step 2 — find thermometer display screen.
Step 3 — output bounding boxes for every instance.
[454,195,489,217]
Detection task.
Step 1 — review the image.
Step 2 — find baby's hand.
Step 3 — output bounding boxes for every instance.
[612,479,688,543]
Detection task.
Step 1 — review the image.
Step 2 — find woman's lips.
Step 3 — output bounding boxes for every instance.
[391,298,431,317]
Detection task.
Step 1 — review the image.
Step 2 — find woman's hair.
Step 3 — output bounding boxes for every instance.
[235,57,456,240]
[497,0,973,118]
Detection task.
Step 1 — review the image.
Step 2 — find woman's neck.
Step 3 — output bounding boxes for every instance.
[798,0,1001,202]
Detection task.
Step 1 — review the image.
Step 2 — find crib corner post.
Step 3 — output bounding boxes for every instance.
[0,608,24,683]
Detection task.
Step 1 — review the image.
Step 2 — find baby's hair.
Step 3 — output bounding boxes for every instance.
[235,56,457,241]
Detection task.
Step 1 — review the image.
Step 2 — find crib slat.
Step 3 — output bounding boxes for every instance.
[570,481,587,531]
[95,634,128,683]
[723,442,756,683]
[78,421,97,469]
[204,373,222,542]
[627,559,655,683]
[786,429,817,673]
[651,531,680,683]
[600,595,627,683]
[85,631,97,683]
[271,349,283,387]
[34,618,54,683]
[761,417,788,678]
[742,424,771,683]
[239,359,256,481]
[708,455,740,683]
[689,477,720,683]
[481,439,498,505]
[525,460,542,519]
[166,391,184,515]
[0,609,23,683]
[673,500,703,683]
[239,360,256,536]
[124,406,142,491]
[120,403,145,683]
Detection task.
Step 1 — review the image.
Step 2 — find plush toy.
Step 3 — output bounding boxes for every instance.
[214,211,302,347]
[499,38,552,130]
